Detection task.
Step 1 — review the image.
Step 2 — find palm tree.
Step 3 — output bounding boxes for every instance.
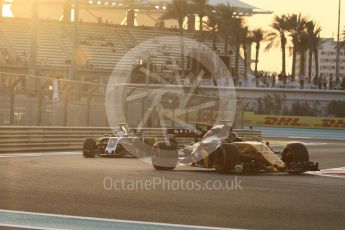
[306,20,322,82]
[205,9,219,51]
[239,24,252,81]
[229,17,244,83]
[216,4,236,57]
[190,0,212,42]
[286,13,308,77]
[339,28,345,48]
[250,28,266,76]
[161,0,190,77]
[265,14,289,74]
[295,30,309,77]
[220,13,248,83]
[190,0,212,73]
[161,0,190,36]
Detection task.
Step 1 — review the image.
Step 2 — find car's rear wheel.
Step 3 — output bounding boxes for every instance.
[213,144,240,174]
[282,143,309,174]
[152,142,178,171]
[83,138,97,158]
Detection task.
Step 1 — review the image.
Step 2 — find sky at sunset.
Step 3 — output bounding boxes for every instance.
[242,0,345,73]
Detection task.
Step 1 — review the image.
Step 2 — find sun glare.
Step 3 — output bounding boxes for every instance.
[2,0,13,17]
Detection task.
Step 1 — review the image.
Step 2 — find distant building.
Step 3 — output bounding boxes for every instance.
[296,38,345,79]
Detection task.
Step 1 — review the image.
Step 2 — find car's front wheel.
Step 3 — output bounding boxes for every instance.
[152,142,178,171]
[213,144,240,174]
[83,138,97,158]
[282,143,309,174]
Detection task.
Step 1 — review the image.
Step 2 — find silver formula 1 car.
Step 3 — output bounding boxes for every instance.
[83,125,144,158]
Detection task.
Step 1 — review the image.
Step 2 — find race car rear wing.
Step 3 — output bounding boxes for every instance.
[167,124,213,139]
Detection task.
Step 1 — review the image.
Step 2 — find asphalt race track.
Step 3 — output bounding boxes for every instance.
[1,140,345,230]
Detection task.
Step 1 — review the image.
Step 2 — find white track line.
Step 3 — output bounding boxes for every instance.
[0,209,243,230]
[306,167,345,179]
[0,152,80,158]
[0,223,63,230]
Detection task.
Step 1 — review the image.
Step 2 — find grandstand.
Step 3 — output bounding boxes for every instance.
[0,0,270,84]
[0,17,251,83]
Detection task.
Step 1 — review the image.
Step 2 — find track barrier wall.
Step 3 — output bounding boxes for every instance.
[0,126,261,153]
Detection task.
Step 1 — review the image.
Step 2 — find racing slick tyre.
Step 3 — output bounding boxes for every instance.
[152,141,178,171]
[83,138,97,158]
[213,144,240,174]
[282,143,309,174]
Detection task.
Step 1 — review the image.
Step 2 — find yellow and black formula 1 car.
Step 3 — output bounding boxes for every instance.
[151,125,319,174]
